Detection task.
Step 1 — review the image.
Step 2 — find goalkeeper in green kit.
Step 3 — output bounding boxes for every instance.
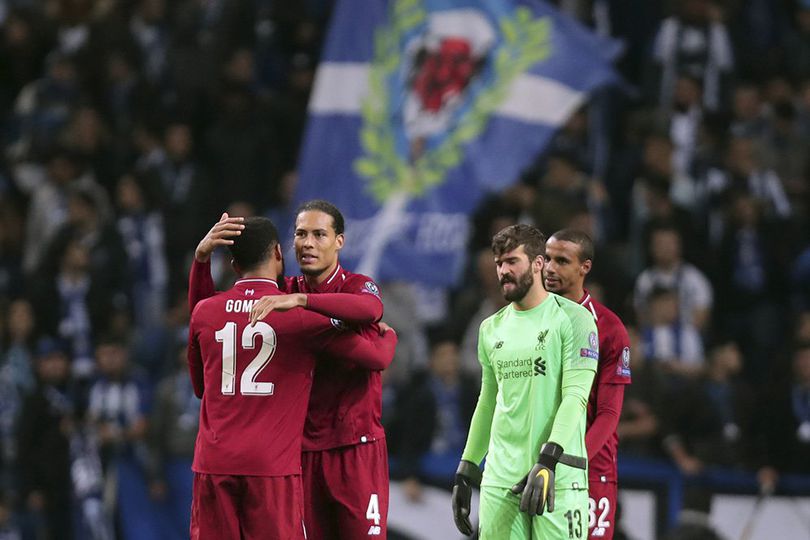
[452,224,598,539]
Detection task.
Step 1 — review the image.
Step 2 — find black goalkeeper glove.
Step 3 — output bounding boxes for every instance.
[510,442,564,517]
[451,460,481,536]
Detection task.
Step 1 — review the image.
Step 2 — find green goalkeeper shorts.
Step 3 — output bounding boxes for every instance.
[479,485,589,540]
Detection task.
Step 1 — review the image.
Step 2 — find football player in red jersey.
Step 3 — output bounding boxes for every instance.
[190,201,394,539]
[187,216,396,539]
[544,229,632,540]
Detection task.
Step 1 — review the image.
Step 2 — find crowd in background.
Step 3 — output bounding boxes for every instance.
[1,0,810,538]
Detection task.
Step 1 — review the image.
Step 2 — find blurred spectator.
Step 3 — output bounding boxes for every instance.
[662,340,757,475]
[617,326,663,458]
[115,173,168,333]
[704,135,791,245]
[146,121,214,296]
[31,238,115,378]
[0,8,54,118]
[59,106,118,193]
[634,223,713,331]
[7,53,80,162]
[392,339,477,502]
[21,148,94,274]
[145,341,197,538]
[759,341,810,477]
[729,82,766,138]
[640,286,705,381]
[714,192,788,380]
[17,337,75,540]
[648,0,733,111]
[87,336,148,470]
[759,100,808,203]
[1,298,37,395]
[668,75,703,176]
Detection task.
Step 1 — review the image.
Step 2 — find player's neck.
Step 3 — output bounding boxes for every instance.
[305,261,340,286]
[513,285,549,311]
[563,286,586,304]
[241,264,280,284]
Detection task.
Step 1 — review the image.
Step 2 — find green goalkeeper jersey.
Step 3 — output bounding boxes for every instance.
[461,292,598,490]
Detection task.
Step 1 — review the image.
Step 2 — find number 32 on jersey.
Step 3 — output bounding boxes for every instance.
[215,321,277,396]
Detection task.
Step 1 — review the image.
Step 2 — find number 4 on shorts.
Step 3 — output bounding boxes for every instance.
[366,494,381,536]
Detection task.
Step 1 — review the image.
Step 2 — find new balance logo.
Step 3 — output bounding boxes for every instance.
[495,341,504,349]
[367,525,381,536]
[245,289,255,296]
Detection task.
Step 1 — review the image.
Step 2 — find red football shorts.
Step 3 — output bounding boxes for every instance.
[588,479,617,540]
[190,472,306,540]
[302,439,389,539]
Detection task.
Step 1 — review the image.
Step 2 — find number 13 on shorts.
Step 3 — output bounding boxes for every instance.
[366,493,381,536]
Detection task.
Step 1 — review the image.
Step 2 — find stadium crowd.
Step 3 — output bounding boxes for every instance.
[0,0,809,538]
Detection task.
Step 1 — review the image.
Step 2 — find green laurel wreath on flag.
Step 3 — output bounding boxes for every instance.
[353,0,553,203]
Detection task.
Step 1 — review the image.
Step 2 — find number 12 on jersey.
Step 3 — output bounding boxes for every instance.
[215,321,277,396]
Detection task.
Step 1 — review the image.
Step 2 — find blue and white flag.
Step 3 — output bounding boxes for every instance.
[296,0,620,285]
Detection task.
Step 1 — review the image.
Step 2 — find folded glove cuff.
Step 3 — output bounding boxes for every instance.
[456,459,482,487]
[537,442,564,471]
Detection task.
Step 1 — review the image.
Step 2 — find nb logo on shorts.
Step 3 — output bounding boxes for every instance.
[367,525,381,535]
[592,527,606,537]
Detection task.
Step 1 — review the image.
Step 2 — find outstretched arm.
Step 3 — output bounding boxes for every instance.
[320,324,397,371]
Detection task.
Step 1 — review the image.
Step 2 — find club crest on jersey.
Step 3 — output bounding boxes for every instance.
[617,346,632,377]
[331,318,349,330]
[364,281,380,297]
[535,329,548,350]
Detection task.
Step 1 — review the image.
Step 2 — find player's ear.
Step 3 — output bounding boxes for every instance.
[231,258,241,276]
[273,243,283,261]
[335,233,345,251]
[581,258,592,276]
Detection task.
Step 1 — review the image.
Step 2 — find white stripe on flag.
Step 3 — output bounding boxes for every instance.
[496,75,585,125]
[309,63,370,114]
[308,63,584,125]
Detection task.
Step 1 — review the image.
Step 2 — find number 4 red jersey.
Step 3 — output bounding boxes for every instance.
[187,277,396,477]
[288,265,388,451]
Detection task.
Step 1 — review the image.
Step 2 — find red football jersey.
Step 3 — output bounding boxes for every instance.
[580,291,632,483]
[288,264,387,451]
[187,277,393,476]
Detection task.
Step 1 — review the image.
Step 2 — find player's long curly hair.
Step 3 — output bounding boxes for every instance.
[491,224,546,262]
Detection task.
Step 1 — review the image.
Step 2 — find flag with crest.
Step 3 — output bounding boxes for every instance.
[295,0,620,285]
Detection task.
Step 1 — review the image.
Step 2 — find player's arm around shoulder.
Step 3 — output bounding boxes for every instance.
[299,309,397,371]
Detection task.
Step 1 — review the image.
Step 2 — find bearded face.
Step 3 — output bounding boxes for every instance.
[500,264,534,302]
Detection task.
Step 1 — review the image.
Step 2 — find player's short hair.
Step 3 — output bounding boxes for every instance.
[296,200,345,235]
[228,216,279,271]
[549,229,594,263]
[491,224,546,261]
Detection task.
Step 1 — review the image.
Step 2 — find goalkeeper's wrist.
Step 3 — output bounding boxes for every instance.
[456,460,482,487]
[537,442,564,471]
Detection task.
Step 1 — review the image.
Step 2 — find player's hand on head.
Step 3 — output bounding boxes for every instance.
[249,294,306,326]
[195,212,245,262]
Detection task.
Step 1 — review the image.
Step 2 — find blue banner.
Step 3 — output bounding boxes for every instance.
[295,0,619,285]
